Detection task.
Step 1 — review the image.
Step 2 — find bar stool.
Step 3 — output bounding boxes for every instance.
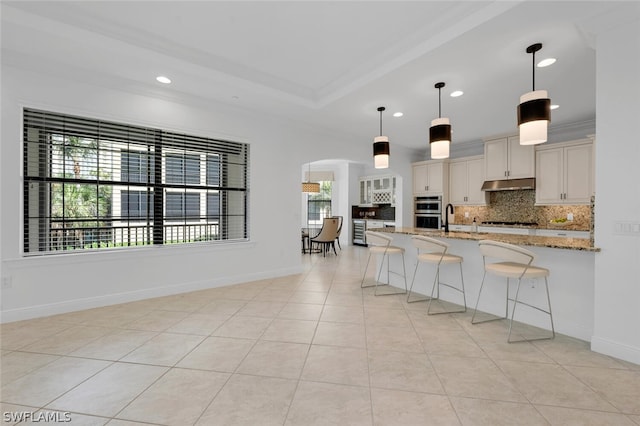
[471,240,555,343]
[407,235,466,315]
[360,231,407,296]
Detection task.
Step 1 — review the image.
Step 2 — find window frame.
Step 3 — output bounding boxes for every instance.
[22,108,250,255]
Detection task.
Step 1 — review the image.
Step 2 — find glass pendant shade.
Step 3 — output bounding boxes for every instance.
[373,136,390,169]
[518,90,550,145]
[429,117,451,159]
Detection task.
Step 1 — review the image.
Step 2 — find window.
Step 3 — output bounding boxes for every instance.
[166,153,200,185]
[121,190,152,219]
[121,150,152,183]
[165,193,200,220]
[307,181,332,226]
[23,108,249,255]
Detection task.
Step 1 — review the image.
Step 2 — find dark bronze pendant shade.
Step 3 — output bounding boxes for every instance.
[518,43,551,145]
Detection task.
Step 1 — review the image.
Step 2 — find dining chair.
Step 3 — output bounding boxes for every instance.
[332,216,343,250]
[310,217,340,256]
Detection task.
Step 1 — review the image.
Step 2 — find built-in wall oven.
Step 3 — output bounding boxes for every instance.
[415,196,442,214]
[414,196,442,230]
[415,214,441,230]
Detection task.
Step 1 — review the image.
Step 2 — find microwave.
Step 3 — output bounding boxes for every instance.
[415,196,442,214]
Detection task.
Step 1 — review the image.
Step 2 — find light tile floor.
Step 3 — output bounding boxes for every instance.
[1,246,639,425]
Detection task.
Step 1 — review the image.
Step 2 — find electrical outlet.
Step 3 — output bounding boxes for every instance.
[1,276,12,289]
[567,213,574,221]
[464,212,469,218]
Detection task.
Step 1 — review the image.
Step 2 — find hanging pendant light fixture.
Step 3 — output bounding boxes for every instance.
[373,106,390,169]
[518,43,551,145]
[429,82,451,159]
[301,161,320,193]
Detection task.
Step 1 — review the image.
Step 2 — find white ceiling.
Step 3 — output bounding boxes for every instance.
[2,1,639,152]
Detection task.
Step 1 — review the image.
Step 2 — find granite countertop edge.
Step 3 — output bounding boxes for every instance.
[371,227,600,252]
[452,222,590,232]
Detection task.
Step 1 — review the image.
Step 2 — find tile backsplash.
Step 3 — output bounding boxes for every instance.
[452,190,591,230]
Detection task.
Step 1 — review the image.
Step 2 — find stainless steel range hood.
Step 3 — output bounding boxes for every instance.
[481,178,535,191]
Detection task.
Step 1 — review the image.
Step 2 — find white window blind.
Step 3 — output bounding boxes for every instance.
[22,108,250,255]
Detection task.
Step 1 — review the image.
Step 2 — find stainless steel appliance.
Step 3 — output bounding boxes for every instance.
[353,219,367,246]
[415,196,442,214]
[415,214,441,230]
[414,196,442,230]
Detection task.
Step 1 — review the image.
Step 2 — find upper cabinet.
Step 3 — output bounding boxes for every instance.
[412,161,449,196]
[535,140,593,205]
[359,178,373,206]
[449,156,486,205]
[484,135,535,180]
[359,174,397,206]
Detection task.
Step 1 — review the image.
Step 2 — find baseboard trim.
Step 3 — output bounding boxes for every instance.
[0,265,304,323]
[591,335,640,365]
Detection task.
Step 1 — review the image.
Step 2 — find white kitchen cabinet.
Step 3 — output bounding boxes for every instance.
[372,175,396,205]
[360,175,397,206]
[367,220,384,229]
[412,161,448,196]
[484,136,535,180]
[535,229,590,238]
[535,140,593,205]
[449,156,485,205]
[477,226,533,236]
[359,178,373,206]
[448,224,472,232]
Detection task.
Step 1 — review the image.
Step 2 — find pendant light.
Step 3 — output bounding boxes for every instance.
[301,161,320,193]
[517,43,551,145]
[373,106,390,169]
[429,82,451,159]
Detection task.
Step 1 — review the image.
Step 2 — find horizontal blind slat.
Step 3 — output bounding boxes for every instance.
[23,108,249,255]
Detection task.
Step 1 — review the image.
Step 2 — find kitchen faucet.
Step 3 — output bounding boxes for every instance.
[444,203,454,233]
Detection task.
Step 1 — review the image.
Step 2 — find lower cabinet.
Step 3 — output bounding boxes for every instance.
[534,229,590,238]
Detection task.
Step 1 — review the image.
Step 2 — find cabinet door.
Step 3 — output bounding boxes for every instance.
[508,136,535,178]
[449,161,468,204]
[359,179,372,205]
[466,158,485,204]
[536,148,564,204]
[564,144,592,203]
[484,139,508,180]
[426,162,444,193]
[359,180,367,205]
[413,165,429,195]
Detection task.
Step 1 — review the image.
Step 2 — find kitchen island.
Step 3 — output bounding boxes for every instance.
[379,227,599,252]
[370,227,598,341]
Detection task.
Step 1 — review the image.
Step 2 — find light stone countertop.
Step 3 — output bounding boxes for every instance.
[451,222,589,232]
[372,227,600,252]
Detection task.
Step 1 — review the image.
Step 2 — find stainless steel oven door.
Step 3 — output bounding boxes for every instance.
[414,196,442,214]
[415,214,441,230]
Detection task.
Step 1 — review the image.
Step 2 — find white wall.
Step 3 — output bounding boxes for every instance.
[592,17,640,364]
[0,66,376,322]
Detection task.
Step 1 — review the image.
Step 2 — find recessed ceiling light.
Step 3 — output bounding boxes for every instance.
[537,58,556,67]
[450,90,464,97]
[393,112,403,117]
[550,104,559,110]
[156,76,171,84]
